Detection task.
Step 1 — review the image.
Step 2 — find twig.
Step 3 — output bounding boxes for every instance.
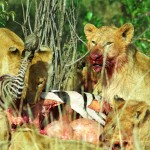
[133,27,150,43]
[65,50,89,67]
[136,37,150,43]
[66,12,86,46]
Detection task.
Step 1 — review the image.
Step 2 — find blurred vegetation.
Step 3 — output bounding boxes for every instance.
[2,0,150,55]
[0,0,15,27]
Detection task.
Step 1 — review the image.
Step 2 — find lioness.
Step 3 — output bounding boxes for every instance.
[0,28,52,104]
[84,23,150,105]
[101,99,150,150]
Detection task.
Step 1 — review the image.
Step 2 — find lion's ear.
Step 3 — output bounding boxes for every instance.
[84,24,97,40]
[119,23,134,43]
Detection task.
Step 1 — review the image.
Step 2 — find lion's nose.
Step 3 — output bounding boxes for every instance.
[90,52,101,60]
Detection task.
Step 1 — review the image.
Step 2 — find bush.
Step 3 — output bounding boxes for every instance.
[0,0,15,27]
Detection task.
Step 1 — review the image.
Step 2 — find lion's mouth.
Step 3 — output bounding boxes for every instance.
[89,58,104,73]
[92,63,103,72]
[89,55,104,72]
[89,55,114,73]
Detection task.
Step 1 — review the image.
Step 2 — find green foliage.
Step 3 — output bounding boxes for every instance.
[83,11,103,27]
[0,0,15,27]
[111,0,150,55]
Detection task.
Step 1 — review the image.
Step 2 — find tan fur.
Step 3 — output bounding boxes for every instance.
[0,28,52,104]
[0,28,24,75]
[84,23,150,105]
[0,108,10,144]
[102,99,150,150]
[9,127,103,150]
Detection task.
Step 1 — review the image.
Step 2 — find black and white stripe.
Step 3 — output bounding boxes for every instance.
[40,91,106,126]
[10,59,29,99]
[0,51,34,109]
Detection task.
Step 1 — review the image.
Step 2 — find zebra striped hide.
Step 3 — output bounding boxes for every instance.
[40,91,106,126]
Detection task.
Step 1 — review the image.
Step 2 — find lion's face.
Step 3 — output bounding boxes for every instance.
[101,99,150,149]
[84,23,134,75]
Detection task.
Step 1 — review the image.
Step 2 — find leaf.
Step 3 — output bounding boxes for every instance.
[9,11,16,21]
[86,12,93,21]
[141,43,147,49]
[0,18,6,27]
[119,16,125,25]
[1,3,4,11]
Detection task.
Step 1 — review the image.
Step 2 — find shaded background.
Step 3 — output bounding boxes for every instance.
[1,0,149,55]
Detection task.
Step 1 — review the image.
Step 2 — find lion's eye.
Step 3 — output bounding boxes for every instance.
[105,42,113,46]
[91,40,96,46]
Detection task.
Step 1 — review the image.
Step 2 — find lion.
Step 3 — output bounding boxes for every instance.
[84,23,150,105]
[0,28,52,104]
[101,98,150,150]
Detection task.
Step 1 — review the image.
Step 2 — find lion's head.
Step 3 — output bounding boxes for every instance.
[84,23,134,76]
